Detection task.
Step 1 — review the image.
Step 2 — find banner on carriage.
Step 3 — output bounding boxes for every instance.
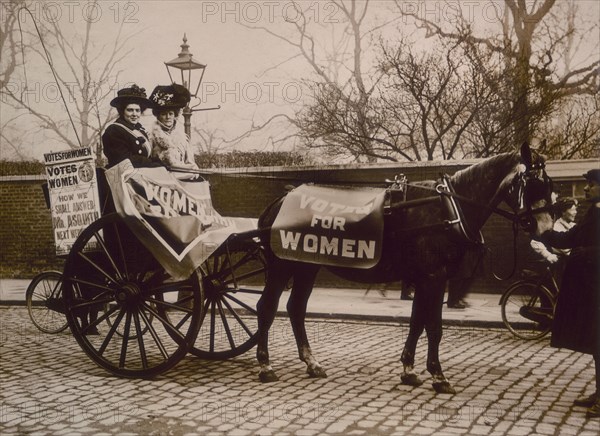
[105,160,257,280]
[271,184,386,268]
[44,147,101,256]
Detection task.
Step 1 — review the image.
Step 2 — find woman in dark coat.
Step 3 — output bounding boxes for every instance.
[543,168,600,419]
[102,84,163,168]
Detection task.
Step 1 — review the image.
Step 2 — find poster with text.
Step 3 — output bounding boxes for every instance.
[44,147,101,256]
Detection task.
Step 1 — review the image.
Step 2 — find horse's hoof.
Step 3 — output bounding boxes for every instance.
[259,370,279,383]
[432,381,456,394]
[401,373,424,387]
[307,366,327,378]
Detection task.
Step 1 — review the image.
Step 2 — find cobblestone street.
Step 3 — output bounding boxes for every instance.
[1,306,598,435]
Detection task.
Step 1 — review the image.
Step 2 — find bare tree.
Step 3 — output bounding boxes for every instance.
[1,0,32,159]
[538,94,600,159]
[0,0,23,87]
[376,37,502,161]
[1,1,136,162]
[397,0,599,149]
[244,0,394,162]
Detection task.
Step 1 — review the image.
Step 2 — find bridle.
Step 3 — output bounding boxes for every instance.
[431,159,554,280]
[507,160,554,233]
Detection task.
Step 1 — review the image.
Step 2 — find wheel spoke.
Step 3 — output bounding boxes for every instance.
[139,305,169,360]
[93,227,124,281]
[84,302,119,334]
[77,251,118,285]
[209,301,216,353]
[220,297,253,337]
[216,300,236,350]
[222,287,264,295]
[98,308,125,355]
[148,297,195,315]
[119,311,133,368]
[223,293,257,315]
[147,297,195,331]
[69,277,115,293]
[212,250,254,282]
[142,302,187,345]
[67,295,114,312]
[133,311,148,369]
[221,266,266,286]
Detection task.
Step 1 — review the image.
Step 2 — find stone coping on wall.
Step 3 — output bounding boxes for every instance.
[0,175,45,182]
[1,158,596,182]
[192,158,599,181]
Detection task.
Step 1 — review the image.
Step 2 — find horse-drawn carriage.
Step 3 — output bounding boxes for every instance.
[32,154,269,379]
[29,143,555,393]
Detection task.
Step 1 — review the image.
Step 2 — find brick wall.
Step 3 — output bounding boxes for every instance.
[0,176,63,275]
[0,161,587,293]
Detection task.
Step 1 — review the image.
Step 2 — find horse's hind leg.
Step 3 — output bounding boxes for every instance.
[256,261,292,383]
[286,266,326,378]
[425,279,456,394]
[401,287,426,387]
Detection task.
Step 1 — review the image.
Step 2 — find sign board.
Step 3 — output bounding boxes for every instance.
[105,160,257,280]
[271,184,386,269]
[43,147,101,256]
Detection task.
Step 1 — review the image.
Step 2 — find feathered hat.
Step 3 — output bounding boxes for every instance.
[149,84,191,112]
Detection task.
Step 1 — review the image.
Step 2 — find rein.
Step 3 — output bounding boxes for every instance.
[388,172,551,280]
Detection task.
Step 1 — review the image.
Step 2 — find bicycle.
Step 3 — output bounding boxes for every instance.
[500,265,560,340]
[25,271,68,334]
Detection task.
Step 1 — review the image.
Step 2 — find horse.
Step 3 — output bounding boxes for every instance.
[254,143,555,394]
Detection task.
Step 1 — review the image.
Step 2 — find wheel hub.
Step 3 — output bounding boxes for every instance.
[204,277,226,300]
[115,282,142,306]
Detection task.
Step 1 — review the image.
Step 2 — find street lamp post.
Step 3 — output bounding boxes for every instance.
[164,34,219,138]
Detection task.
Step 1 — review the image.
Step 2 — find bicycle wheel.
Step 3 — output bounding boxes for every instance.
[190,239,266,359]
[501,281,555,340]
[62,213,204,378]
[26,271,68,334]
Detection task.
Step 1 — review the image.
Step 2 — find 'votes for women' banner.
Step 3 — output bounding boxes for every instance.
[44,147,101,256]
[105,160,257,280]
[271,184,386,269]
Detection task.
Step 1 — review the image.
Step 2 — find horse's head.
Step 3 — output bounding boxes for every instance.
[503,143,555,237]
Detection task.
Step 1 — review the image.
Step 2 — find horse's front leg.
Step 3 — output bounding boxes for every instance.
[256,263,291,383]
[425,279,456,394]
[286,266,326,378]
[401,288,426,387]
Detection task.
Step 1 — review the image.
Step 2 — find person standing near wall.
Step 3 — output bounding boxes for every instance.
[541,169,600,419]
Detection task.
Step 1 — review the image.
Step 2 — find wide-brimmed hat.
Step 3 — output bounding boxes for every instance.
[149,84,191,112]
[110,84,150,110]
[583,168,600,184]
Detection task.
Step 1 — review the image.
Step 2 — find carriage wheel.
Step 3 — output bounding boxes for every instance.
[62,213,203,378]
[190,239,266,359]
[26,271,68,334]
[501,281,555,340]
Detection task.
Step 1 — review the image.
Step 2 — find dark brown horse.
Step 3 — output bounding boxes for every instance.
[255,144,554,394]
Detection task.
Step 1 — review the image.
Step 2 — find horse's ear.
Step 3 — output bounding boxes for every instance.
[520,142,532,169]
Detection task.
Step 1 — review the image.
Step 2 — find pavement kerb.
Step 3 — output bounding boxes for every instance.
[0,300,506,329]
[1,278,507,329]
[288,311,507,328]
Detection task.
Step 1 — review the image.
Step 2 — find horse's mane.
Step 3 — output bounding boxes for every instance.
[450,152,521,188]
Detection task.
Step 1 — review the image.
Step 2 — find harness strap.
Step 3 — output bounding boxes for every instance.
[437,176,484,245]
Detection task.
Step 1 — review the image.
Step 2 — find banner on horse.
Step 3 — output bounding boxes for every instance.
[271,184,386,268]
[106,160,257,280]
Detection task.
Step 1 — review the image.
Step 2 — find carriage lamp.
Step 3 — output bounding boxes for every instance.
[164,34,220,138]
